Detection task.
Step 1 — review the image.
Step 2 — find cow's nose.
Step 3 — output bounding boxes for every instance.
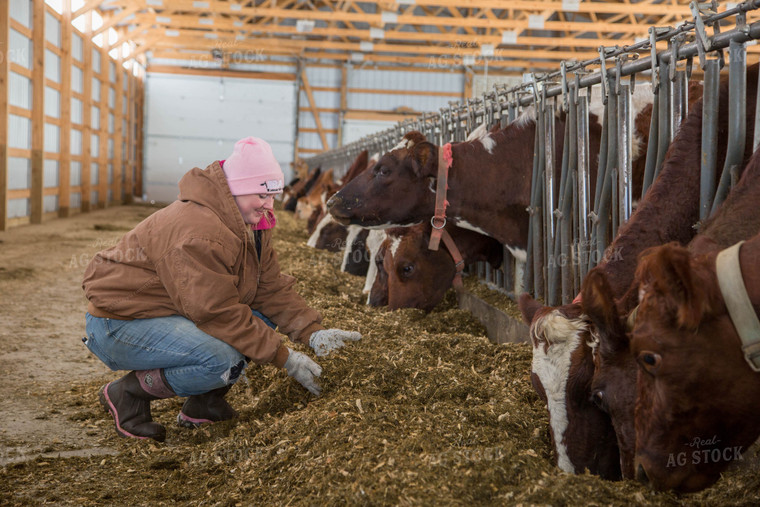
[636,463,650,485]
[326,194,338,210]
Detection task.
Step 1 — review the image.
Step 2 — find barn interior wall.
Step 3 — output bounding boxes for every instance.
[143,72,296,203]
[1,0,144,231]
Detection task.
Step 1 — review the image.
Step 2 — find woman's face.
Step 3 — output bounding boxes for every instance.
[234,193,276,225]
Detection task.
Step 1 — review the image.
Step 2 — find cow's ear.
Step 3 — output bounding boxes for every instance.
[410,142,438,178]
[518,292,544,325]
[581,268,628,354]
[635,243,711,330]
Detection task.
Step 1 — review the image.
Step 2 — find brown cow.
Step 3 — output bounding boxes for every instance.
[518,74,750,480]
[580,65,758,481]
[327,88,652,258]
[307,151,371,252]
[370,222,503,312]
[283,167,321,212]
[296,168,336,222]
[629,143,760,492]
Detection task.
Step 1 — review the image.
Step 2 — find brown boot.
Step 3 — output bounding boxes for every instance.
[99,369,175,442]
[177,385,238,428]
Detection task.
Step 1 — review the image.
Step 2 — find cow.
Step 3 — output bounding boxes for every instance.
[579,65,758,480]
[296,168,337,222]
[283,167,321,212]
[629,142,760,492]
[307,151,372,254]
[370,222,503,312]
[518,72,752,480]
[326,87,652,259]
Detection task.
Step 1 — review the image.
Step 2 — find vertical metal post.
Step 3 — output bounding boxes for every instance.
[576,93,591,281]
[699,58,721,220]
[653,61,671,181]
[711,39,747,216]
[544,99,558,305]
[641,91,660,198]
[617,83,633,226]
[560,85,578,303]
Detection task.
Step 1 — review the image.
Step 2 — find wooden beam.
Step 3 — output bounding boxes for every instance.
[59,0,73,217]
[338,63,348,147]
[99,44,109,208]
[81,11,93,212]
[138,28,601,61]
[343,110,421,122]
[135,12,636,51]
[135,79,144,197]
[146,64,295,81]
[300,70,329,151]
[0,0,8,230]
[30,0,45,224]
[114,53,124,205]
[125,70,134,202]
[140,1,668,35]
[93,4,141,37]
[72,0,104,20]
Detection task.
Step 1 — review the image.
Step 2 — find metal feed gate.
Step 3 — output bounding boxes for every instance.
[307,0,760,306]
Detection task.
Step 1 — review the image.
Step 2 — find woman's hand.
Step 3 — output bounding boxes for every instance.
[283,348,322,396]
[309,329,362,357]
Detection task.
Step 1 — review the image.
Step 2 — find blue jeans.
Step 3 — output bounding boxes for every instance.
[83,310,276,397]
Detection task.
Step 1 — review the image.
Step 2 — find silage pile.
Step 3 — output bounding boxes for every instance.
[3,205,760,506]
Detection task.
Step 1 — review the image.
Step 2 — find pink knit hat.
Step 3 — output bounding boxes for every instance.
[222,137,284,195]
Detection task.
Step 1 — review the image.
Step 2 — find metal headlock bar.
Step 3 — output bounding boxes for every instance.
[305,0,760,301]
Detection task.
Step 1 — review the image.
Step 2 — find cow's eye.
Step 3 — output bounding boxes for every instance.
[375,165,390,177]
[401,264,415,277]
[637,351,662,376]
[591,389,608,412]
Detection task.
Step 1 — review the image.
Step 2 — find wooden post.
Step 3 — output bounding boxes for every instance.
[114,52,124,203]
[81,13,92,212]
[124,69,134,202]
[98,44,108,207]
[30,0,46,224]
[0,0,9,230]
[135,76,143,198]
[59,0,72,217]
[337,63,348,147]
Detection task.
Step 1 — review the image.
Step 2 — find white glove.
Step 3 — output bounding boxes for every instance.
[309,329,362,357]
[283,348,322,396]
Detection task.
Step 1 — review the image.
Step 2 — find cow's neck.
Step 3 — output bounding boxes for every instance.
[739,234,760,316]
[442,123,535,249]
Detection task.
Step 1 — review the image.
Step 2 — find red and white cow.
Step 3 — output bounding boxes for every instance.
[369,222,503,312]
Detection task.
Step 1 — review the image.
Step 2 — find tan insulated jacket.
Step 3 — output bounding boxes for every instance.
[82,161,323,364]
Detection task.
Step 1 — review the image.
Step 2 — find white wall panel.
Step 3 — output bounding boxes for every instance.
[45,12,61,45]
[45,49,61,83]
[9,72,32,108]
[71,98,82,124]
[8,157,31,189]
[10,0,32,28]
[44,160,59,187]
[9,29,33,69]
[72,33,83,62]
[9,115,31,149]
[70,161,82,186]
[45,86,60,117]
[71,65,83,93]
[342,119,397,145]
[44,123,60,153]
[144,73,296,203]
